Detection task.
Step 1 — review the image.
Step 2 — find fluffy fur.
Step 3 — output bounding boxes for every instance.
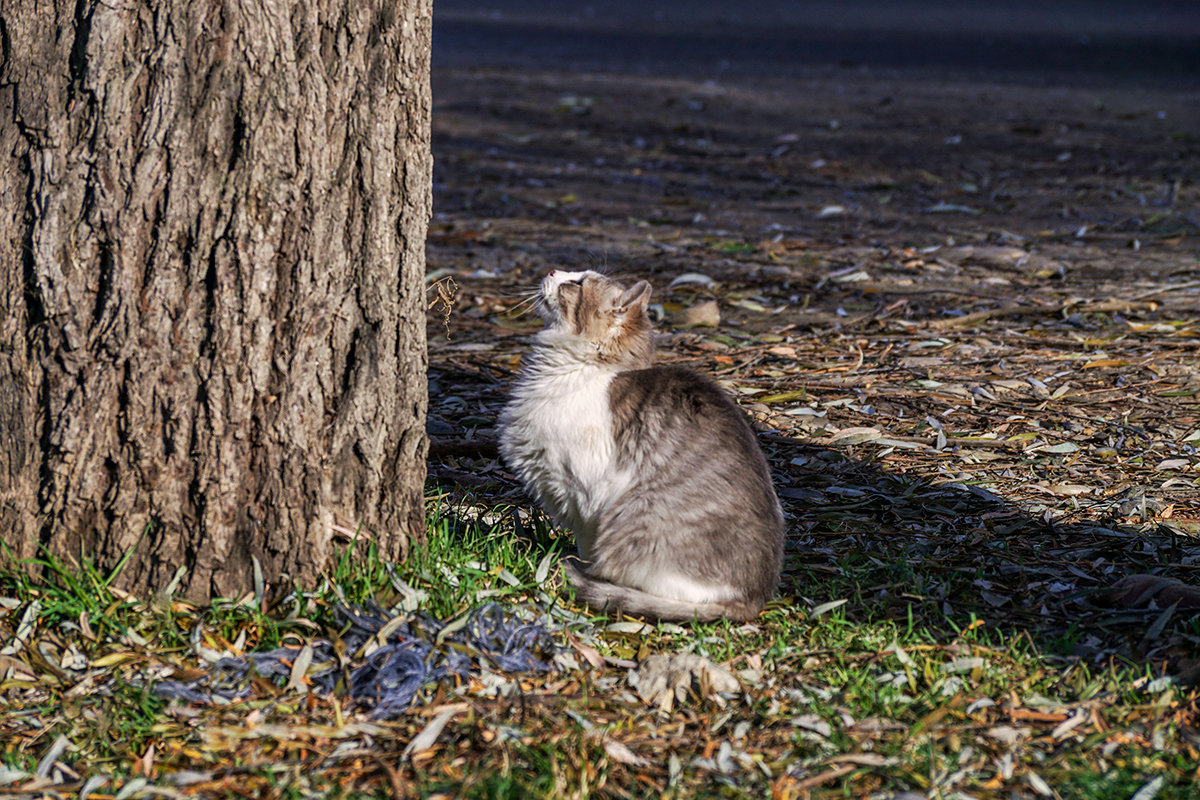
[499,270,784,622]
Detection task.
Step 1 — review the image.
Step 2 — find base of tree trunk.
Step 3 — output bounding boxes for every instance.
[0,0,433,600]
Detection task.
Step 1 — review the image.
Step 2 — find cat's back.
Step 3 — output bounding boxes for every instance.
[607,363,780,519]
[604,363,783,595]
[609,364,764,457]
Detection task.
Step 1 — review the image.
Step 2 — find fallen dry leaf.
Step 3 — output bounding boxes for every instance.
[628,653,740,712]
[670,300,721,328]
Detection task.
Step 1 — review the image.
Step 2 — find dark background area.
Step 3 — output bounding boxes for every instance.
[433,0,1199,87]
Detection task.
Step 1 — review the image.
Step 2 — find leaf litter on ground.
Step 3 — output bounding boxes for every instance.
[5,65,1200,799]
[152,602,564,719]
[418,65,1200,799]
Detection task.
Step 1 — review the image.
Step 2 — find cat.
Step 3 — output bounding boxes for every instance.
[499,269,784,622]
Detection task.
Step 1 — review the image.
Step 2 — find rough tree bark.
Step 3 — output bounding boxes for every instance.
[0,0,432,599]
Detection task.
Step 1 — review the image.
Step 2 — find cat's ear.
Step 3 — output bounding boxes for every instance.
[616,280,652,315]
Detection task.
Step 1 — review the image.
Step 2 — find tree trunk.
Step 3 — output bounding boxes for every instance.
[0,0,432,600]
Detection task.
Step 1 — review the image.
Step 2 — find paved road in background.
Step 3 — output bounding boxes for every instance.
[433,0,1199,88]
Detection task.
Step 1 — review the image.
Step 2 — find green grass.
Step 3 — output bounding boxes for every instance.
[1,490,1196,798]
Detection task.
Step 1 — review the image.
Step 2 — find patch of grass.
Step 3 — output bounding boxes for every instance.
[71,674,166,764]
[0,539,144,644]
[2,490,1198,798]
[319,494,565,619]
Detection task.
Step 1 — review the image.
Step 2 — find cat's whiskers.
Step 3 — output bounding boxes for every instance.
[504,293,541,317]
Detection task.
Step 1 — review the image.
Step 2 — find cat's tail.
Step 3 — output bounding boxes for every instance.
[562,561,762,623]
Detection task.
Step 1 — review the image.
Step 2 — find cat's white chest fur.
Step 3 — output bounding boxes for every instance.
[499,347,632,559]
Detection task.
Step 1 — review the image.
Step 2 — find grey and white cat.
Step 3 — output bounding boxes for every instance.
[499,270,784,621]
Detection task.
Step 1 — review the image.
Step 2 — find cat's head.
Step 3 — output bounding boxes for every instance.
[537,270,654,367]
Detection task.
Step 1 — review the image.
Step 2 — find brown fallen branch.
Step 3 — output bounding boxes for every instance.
[784,765,858,792]
[758,432,1021,450]
[858,283,1012,302]
[1002,333,1200,350]
[928,299,1160,330]
[1100,573,1200,610]
[1126,280,1200,301]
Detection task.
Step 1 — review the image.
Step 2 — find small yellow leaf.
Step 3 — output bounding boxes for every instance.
[759,389,808,404]
[1031,483,1093,497]
[91,651,140,668]
[827,427,882,445]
